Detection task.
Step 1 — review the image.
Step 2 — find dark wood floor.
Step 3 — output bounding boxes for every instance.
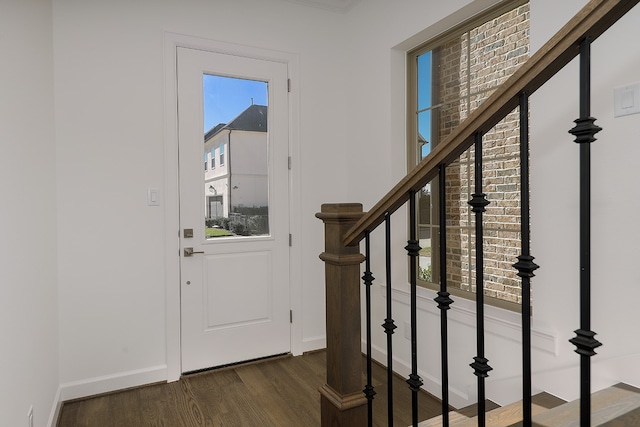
[57,351,443,426]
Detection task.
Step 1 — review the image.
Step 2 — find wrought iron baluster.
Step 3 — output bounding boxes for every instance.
[363,232,376,427]
[513,91,539,426]
[568,36,602,427]
[435,164,454,427]
[468,131,492,427]
[382,212,396,427]
[406,192,423,427]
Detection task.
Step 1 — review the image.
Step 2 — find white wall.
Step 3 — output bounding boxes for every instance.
[0,1,60,426]
[529,0,640,401]
[53,0,351,398]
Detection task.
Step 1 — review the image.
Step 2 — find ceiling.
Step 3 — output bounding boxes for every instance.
[283,0,362,13]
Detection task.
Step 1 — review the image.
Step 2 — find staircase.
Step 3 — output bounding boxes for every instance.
[419,384,640,426]
[316,0,640,426]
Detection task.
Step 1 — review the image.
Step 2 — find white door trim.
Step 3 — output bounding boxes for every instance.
[163,32,302,382]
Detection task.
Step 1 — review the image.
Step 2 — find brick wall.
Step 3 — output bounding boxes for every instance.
[429,3,530,304]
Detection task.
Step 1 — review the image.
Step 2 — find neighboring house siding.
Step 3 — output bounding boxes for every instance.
[204,133,230,218]
[227,131,269,209]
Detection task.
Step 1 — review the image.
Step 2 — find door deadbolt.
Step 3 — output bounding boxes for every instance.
[184,247,204,257]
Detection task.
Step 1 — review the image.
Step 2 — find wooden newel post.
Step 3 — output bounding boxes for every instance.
[316,203,367,427]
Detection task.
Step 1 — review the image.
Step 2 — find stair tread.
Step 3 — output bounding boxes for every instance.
[417,402,549,427]
[415,386,640,426]
[417,411,470,426]
[453,402,548,427]
[457,399,500,418]
[532,383,640,427]
[531,391,567,410]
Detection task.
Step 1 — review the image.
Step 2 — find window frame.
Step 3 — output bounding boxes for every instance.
[406,0,529,313]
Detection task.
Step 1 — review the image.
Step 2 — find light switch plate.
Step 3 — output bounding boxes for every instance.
[614,82,640,118]
[147,188,160,206]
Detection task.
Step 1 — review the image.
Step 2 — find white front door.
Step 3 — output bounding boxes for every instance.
[177,47,290,373]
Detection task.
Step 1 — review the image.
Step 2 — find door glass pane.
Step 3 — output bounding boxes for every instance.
[203,74,269,239]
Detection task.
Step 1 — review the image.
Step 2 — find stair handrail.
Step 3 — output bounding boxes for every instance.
[343,0,638,247]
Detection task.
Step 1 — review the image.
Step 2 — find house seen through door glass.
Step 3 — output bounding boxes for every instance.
[202,75,269,238]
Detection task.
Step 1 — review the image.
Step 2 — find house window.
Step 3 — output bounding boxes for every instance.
[220,144,225,166]
[211,149,216,169]
[408,0,530,309]
[204,153,208,171]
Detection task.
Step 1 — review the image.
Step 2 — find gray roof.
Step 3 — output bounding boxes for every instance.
[205,104,267,142]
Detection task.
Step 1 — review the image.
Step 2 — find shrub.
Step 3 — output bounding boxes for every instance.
[219,217,230,230]
[247,215,268,235]
[419,265,432,282]
[232,206,268,216]
[230,221,246,235]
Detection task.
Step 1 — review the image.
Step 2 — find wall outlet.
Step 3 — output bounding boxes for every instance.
[27,406,33,427]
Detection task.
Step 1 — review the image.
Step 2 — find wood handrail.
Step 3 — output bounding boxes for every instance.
[343,0,638,247]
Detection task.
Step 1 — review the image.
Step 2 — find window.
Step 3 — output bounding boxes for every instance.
[211,149,216,169]
[204,153,208,171]
[219,144,225,166]
[408,1,530,308]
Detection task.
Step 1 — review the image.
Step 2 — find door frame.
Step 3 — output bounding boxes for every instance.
[163,32,302,382]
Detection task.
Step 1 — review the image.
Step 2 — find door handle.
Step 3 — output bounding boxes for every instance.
[184,247,204,257]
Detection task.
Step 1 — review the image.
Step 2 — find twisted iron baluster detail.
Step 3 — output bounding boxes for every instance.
[514,91,539,427]
[468,132,492,427]
[406,192,423,427]
[383,212,396,427]
[568,37,602,427]
[362,232,376,427]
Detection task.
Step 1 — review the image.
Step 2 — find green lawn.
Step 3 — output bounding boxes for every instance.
[205,227,234,238]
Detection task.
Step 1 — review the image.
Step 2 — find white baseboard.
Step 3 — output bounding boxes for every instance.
[47,386,63,427]
[302,336,326,353]
[59,365,168,402]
